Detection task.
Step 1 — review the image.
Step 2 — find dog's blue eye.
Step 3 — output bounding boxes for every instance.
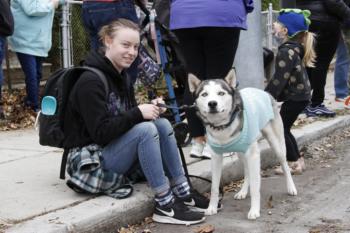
[201,93,208,97]
[218,91,225,96]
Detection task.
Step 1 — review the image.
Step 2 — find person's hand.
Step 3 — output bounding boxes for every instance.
[151,97,167,114]
[138,104,160,120]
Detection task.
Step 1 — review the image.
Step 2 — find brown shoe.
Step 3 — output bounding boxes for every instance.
[274,166,284,175]
[290,159,305,175]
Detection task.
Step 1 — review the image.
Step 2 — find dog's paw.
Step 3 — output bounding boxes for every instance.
[234,190,248,200]
[205,206,218,216]
[247,208,260,220]
[287,185,298,196]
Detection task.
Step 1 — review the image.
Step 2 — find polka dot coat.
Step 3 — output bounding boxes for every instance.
[265,41,311,102]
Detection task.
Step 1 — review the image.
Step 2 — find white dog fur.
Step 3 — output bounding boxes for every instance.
[188,69,297,220]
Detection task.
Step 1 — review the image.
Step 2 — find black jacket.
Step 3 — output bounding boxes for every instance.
[0,0,14,36]
[63,51,144,148]
[296,0,350,23]
[265,41,311,102]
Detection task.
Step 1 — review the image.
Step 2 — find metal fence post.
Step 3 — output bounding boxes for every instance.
[61,3,72,68]
[267,3,273,50]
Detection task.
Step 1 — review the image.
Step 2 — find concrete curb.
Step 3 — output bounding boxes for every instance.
[5,115,350,233]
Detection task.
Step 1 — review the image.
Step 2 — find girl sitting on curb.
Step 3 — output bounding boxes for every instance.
[64,19,207,225]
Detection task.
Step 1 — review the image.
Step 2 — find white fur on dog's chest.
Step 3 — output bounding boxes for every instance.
[207,88,274,154]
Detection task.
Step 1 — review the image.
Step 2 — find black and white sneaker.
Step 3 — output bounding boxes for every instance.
[182,190,223,212]
[152,198,205,225]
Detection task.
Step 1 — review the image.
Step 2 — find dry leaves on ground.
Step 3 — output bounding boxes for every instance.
[117,217,155,233]
[193,224,215,233]
[222,180,243,194]
[0,89,37,131]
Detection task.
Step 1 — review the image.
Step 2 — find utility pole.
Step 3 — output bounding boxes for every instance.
[234,0,264,88]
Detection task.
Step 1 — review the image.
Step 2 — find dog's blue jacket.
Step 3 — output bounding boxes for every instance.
[208,88,274,154]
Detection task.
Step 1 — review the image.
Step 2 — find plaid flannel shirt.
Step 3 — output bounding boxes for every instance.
[67,144,133,199]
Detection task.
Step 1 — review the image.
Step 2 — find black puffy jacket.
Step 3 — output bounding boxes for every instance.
[296,0,350,23]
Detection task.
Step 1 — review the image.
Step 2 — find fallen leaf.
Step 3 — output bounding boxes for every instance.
[193,224,215,233]
[144,217,153,224]
[266,195,273,208]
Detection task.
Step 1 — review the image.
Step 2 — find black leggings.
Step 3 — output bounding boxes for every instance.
[174,27,241,137]
[307,20,341,106]
[280,100,309,161]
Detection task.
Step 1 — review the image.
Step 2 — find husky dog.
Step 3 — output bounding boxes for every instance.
[188,69,297,219]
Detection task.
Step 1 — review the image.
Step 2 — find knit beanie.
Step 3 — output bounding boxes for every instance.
[277,8,311,38]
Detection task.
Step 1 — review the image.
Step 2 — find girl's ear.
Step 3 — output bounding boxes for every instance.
[104,36,113,49]
[283,27,289,36]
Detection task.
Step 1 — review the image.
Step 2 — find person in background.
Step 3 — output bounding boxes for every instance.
[0,0,14,119]
[296,0,350,117]
[169,0,254,159]
[9,0,65,112]
[64,19,207,225]
[265,9,316,174]
[334,23,350,107]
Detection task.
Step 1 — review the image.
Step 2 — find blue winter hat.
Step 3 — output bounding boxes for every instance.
[277,8,311,38]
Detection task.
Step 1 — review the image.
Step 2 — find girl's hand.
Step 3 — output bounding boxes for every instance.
[138,104,160,120]
[151,97,167,114]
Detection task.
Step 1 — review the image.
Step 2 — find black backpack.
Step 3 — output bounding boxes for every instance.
[38,66,109,179]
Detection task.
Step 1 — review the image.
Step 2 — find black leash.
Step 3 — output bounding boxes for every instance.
[156,102,196,110]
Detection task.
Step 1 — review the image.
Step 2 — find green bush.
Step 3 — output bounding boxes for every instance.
[71,5,90,66]
[47,11,61,71]
[262,0,280,11]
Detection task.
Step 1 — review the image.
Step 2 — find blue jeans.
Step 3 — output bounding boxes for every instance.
[101,118,187,194]
[16,52,43,110]
[334,32,350,99]
[0,36,6,100]
[82,0,139,83]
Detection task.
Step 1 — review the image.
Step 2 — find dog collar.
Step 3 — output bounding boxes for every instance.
[207,106,241,131]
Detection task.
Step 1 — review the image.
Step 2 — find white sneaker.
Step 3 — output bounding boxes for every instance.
[201,143,212,159]
[189,141,204,158]
[335,96,350,109]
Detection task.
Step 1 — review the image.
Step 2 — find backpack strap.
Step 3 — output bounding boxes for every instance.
[80,66,110,99]
[60,149,69,179]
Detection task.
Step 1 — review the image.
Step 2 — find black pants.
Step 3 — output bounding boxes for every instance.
[307,20,341,106]
[280,100,309,162]
[173,27,241,137]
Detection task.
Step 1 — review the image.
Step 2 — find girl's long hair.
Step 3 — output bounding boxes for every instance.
[297,31,316,68]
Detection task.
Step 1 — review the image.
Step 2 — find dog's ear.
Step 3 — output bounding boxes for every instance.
[188,73,201,93]
[224,69,237,89]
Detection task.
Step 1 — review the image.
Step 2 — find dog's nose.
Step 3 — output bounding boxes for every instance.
[208,101,217,109]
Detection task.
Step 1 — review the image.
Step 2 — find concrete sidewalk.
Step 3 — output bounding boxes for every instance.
[1,73,350,233]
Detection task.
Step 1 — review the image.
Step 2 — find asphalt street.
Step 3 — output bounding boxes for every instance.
[128,127,350,233]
